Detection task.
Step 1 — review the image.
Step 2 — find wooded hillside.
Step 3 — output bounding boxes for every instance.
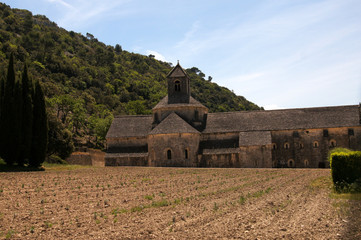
[0,3,262,155]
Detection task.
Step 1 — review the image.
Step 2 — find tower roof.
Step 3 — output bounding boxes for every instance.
[166,62,189,78]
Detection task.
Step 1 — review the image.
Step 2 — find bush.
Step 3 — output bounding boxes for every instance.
[328,147,351,160]
[330,151,361,192]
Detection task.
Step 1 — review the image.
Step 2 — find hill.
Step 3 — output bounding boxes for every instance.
[0,3,262,154]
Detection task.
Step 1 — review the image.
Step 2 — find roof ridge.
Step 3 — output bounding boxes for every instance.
[207,104,359,115]
[166,62,189,78]
[150,112,199,135]
[114,115,151,118]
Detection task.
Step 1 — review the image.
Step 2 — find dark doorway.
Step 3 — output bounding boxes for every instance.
[318,162,326,168]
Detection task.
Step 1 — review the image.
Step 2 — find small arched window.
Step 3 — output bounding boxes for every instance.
[299,143,304,149]
[284,142,290,149]
[304,159,309,167]
[174,80,181,91]
[184,149,188,159]
[167,149,172,160]
[313,141,319,148]
[329,139,336,148]
[272,143,277,150]
[288,159,294,168]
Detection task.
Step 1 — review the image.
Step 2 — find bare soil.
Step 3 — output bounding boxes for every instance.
[0,167,360,239]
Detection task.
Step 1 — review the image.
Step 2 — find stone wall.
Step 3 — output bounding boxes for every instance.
[202,152,240,167]
[148,133,200,167]
[271,126,361,168]
[66,148,105,166]
[105,153,148,166]
[239,145,272,168]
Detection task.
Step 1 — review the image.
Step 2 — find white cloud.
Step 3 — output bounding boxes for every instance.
[146,50,167,62]
[47,0,132,29]
[46,0,74,9]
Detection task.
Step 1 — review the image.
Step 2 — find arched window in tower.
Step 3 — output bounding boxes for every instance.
[174,80,181,91]
[167,149,172,160]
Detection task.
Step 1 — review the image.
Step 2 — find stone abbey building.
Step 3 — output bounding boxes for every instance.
[105,63,361,168]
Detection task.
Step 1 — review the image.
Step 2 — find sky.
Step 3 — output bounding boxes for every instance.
[3,0,361,109]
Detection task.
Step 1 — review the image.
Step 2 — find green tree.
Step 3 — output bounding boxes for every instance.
[115,44,122,54]
[18,63,33,165]
[47,114,74,159]
[0,53,22,165]
[30,80,48,167]
[0,75,4,120]
[71,98,87,135]
[88,105,113,148]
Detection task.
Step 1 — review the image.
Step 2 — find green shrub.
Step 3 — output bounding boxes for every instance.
[330,151,361,192]
[328,147,351,160]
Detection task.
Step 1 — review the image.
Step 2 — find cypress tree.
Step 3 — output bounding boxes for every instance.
[0,75,4,157]
[30,80,48,167]
[18,63,33,165]
[0,75,4,122]
[0,53,21,165]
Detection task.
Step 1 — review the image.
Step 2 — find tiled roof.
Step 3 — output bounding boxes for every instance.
[106,115,152,138]
[203,105,360,133]
[107,105,360,139]
[149,113,199,135]
[153,95,207,110]
[239,131,272,146]
[166,63,189,78]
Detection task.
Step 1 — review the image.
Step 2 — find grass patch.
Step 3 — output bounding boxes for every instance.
[330,192,361,201]
[0,159,93,172]
[144,195,153,200]
[309,175,333,190]
[42,162,94,171]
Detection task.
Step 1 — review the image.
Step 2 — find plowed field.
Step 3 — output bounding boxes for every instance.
[0,167,360,239]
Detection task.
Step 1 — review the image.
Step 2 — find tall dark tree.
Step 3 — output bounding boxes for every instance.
[29,80,48,167]
[18,63,33,165]
[0,53,22,165]
[0,75,4,120]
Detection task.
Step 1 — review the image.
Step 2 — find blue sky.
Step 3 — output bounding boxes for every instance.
[4,0,361,109]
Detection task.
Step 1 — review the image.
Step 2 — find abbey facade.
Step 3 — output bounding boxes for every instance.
[105,63,361,168]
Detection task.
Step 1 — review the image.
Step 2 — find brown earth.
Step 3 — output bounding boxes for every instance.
[0,167,360,239]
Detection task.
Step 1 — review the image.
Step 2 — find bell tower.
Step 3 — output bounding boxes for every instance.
[167,62,190,104]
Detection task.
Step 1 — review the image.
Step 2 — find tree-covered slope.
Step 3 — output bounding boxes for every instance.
[0,3,262,151]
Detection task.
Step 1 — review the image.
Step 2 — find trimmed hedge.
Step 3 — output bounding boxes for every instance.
[330,151,361,185]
